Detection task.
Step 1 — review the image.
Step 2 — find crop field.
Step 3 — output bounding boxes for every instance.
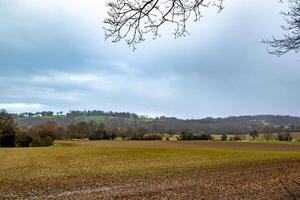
[1,141,300,199]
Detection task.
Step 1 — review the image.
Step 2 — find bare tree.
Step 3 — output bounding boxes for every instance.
[104,0,223,49]
[264,0,300,56]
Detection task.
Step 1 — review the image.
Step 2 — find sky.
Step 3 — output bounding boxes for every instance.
[0,0,299,119]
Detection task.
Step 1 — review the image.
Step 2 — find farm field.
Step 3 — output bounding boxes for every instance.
[1,141,300,199]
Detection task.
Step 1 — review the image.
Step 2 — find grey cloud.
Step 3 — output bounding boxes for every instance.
[1,0,300,118]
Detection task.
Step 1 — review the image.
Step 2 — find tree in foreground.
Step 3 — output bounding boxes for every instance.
[0,109,16,147]
[104,0,223,49]
[264,0,300,56]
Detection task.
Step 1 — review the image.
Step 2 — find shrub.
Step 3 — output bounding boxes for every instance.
[180,131,193,140]
[28,123,57,147]
[229,135,242,141]
[31,136,54,147]
[180,132,213,140]
[221,134,228,141]
[192,133,212,140]
[277,132,292,141]
[15,131,32,147]
[142,134,162,140]
[130,133,144,140]
[102,130,112,140]
[89,130,104,140]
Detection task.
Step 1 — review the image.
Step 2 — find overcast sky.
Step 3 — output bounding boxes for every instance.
[0,0,299,118]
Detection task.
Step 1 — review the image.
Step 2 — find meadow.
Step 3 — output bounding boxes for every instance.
[1,140,300,199]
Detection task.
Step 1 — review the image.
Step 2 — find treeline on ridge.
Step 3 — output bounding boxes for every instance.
[14,109,300,135]
[14,110,141,119]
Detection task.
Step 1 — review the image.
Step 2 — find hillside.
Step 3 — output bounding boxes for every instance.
[14,113,300,134]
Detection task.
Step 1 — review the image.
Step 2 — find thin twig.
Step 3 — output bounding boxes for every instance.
[104,0,223,50]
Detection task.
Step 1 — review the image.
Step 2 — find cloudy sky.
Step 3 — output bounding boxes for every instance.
[0,0,299,118]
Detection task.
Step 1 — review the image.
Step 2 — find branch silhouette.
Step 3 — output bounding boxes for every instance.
[104,0,223,50]
[263,0,300,56]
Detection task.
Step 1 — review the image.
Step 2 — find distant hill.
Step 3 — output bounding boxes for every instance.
[14,112,300,134]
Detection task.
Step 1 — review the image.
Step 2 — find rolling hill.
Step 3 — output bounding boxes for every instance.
[14,113,300,134]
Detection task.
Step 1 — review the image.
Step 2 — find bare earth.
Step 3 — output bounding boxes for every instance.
[1,141,300,200]
[46,162,300,200]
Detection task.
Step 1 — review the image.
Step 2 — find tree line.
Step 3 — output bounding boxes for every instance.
[1,109,216,147]
[14,110,300,135]
[1,109,296,148]
[15,110,142,119]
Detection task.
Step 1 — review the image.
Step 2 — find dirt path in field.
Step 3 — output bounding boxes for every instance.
[3,160,300,200]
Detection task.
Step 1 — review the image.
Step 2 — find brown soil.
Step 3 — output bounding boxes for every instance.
[58,140,300,152]
[1,160,300,200]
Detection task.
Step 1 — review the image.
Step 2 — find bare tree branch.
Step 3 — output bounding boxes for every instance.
[104,0,223,50]
[263,0,300,56]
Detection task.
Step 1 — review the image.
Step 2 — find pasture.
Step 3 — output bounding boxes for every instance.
[1,141,300,199]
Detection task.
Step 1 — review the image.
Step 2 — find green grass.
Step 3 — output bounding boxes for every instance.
[35,115,67,120]
[1,141,300,184]
[16,115,155,125]
[51,143,62,147]
[72,115,152,124]
[73,115,107,123]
